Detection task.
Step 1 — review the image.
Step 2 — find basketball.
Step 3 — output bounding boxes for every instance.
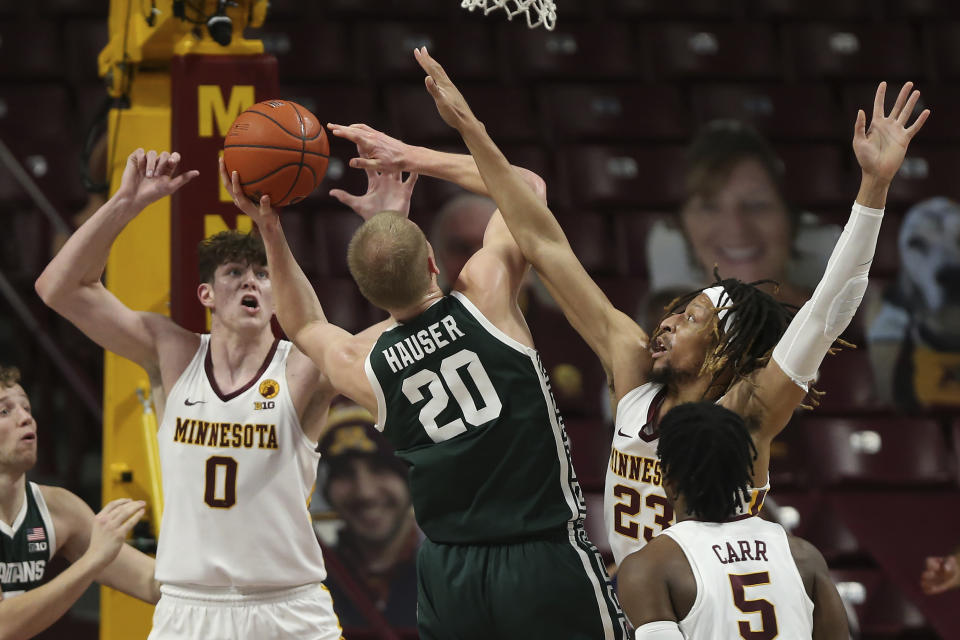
[223,100,329,207]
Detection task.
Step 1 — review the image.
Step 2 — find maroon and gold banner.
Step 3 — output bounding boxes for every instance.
[170,54,278,331]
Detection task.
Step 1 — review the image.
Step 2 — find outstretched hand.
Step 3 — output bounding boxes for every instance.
[329,164,418,221]
[327,123,412,174]
[921,554,960,595]
[218,157,279,230]
[413,47,478,132]
[853,81,930,182]
[115,149,199,211]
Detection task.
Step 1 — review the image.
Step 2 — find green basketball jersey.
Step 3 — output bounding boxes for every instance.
[365,292,585,544]
[0,482,55,597]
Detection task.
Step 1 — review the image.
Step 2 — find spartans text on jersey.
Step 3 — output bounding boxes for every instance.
[0,560,45,585]
[381,315,466,373]
[173,418,279,449]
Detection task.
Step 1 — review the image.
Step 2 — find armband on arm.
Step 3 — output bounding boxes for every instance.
[772,202,883,387]
[634,621,685,639]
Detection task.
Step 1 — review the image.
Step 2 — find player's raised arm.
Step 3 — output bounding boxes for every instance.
[326,122,547,201]
[35,149,199,374]
[413,47,650,397]
[219,159,386,415]
[729,81,930,438]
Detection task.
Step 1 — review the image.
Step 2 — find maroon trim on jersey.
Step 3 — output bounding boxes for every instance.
[636,386,668,443]
[205,338,280,402]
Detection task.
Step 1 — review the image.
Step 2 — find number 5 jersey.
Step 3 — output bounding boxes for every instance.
[156,335,327,588]
[365,292,586,544]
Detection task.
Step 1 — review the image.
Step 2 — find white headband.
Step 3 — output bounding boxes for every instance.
[702,285,735,327]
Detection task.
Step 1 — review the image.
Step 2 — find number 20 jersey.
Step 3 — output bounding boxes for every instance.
[605,382,769,566]
[365,292,585,544]
[156,335,327,588]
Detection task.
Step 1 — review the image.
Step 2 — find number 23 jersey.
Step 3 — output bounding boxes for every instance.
[605,382,769,567]
[156,336,327,588]
[365,292,585,544]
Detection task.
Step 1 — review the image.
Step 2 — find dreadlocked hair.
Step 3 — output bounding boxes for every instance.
[657,402,757,522]
[657,268,855,407]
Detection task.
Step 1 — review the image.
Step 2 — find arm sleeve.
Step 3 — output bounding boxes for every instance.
[634,620,685,639]
[772,202,884,386]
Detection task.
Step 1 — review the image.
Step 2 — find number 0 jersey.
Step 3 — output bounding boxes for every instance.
[365,292,585,544]
[661,517,814,639]
[156,336,326,588]
[605,382,769,566]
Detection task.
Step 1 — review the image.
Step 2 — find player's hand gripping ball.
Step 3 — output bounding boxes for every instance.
[223,100,329,207]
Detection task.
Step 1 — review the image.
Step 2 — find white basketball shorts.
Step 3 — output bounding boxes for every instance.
[148,583,343,640]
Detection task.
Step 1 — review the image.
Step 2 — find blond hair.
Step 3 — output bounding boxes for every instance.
[347,212,432,310]
[0,365,21,389]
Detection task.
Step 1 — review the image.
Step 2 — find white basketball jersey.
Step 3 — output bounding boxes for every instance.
[662,517,814,640]
[605,382,769,566]
[155,336,326,588]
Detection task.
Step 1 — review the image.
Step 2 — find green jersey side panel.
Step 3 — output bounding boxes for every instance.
[365,292,585,544]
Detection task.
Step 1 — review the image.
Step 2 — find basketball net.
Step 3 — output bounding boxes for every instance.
[461,0,557,30]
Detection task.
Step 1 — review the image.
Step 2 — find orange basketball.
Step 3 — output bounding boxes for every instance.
[223,100,329,207]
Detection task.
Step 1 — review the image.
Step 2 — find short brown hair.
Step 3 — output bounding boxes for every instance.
[347,212,432,310]
[0,365,21,389]
[197,230,267,284]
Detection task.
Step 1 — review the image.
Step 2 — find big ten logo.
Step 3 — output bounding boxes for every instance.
[28,541,47,553]
[254,400,275,411]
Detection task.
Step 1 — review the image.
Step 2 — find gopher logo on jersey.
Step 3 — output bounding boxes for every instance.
[259,379,279,399]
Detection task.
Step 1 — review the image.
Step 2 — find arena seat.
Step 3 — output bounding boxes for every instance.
[646,23,781,79]
[254,22,355,80]
[582,491,611,560]
[771,491,867,564]
[63,19,108,83]
[306,148,367,209]
[560,145,686,209]
[556,211,618,276]
[564,418,613,492]
[843,83,960,143]
[890,0,960,19]
[0,21,63,78]
[812,348,884,414]
[311,209,363,278]
[506,24,638,79]
[690,84,841,141]
[324,0,445,17]
[595,276,649,322]
[525,303,607,418]
[929,24,960,78]
[885,147,960,205]
[830,569,929,636]
[313,277,377,334]
[0,85,72,145]
[41,0,108,14]
[608,0,736,18]
[386,85,537,144]
[612,212,664,278]
[368,22,495,79]
[278,85,378,133]
[777,144,852,209]
[539,84,689,142]
[787,24,920,79]
[274,209,315,278]
[749,0,876,19]
[1,140,87,209]
[793,415,954,487]
[953,419,960,487]
[769,422,814,490]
